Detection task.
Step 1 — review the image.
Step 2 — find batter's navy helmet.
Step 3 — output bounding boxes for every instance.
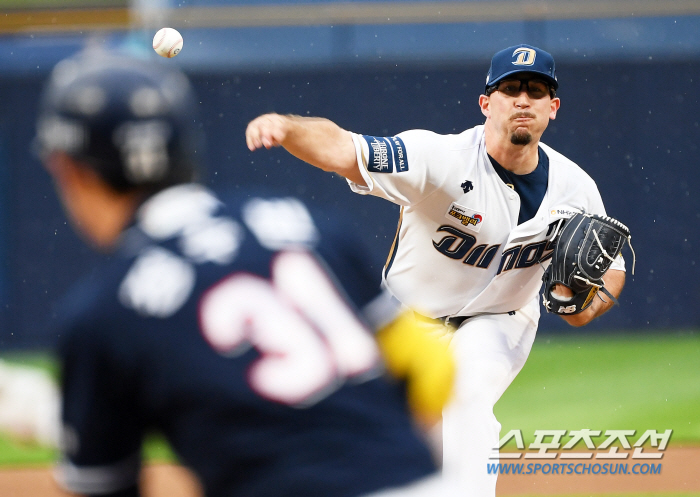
[36,49,201,192]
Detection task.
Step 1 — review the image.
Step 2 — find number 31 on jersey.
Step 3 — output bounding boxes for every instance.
[199,250,381,407]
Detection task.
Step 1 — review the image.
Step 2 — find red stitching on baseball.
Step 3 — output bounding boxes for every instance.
[168,38,183,57]
[153,30,166,50]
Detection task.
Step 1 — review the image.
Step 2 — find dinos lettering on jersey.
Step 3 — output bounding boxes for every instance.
[432,220,561,271]
[432,226,499,268]
[538,220,560,263]
[362,135,409,174]
[497,241,549,274]
[445,202,484,233]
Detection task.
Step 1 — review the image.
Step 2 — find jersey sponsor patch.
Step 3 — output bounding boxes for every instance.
[549,206,582,220]
[362,135,409,174]
[445,202,484,233]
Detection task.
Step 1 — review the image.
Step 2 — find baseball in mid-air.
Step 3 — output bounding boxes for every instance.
[153,27,183,58]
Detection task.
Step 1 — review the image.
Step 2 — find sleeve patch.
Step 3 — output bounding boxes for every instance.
[362,135,409,173]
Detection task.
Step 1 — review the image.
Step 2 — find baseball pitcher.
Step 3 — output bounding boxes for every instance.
[246,44,631,496]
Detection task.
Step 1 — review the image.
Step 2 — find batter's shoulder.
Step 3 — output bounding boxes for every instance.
[55,260,136,350]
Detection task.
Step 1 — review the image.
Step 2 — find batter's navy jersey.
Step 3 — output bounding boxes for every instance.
[54,185,436,497]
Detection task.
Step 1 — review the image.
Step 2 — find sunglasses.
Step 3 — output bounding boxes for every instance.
[487,78,555,99]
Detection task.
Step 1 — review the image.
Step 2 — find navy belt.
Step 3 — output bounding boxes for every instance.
[415,311,516,328]
[414,313,471,329]
[442,315,471,328]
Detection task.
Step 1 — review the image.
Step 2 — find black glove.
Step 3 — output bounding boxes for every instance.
[542,213,631,315]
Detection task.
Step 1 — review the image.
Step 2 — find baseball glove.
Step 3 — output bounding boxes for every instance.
[542,212,632,315]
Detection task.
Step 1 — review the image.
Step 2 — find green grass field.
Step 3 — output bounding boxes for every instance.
[0,330,698,469]
[495,330,700,448]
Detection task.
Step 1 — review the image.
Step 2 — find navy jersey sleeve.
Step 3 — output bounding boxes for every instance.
[57,309,144,497]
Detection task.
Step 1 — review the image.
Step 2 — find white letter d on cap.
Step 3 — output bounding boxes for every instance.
[512,48,536,66]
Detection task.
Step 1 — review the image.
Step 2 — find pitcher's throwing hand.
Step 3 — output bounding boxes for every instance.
[246,113,291,150]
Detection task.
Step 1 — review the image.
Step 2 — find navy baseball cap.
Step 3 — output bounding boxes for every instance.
[485,44,558,91]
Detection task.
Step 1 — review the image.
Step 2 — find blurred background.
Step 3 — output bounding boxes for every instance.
[0,2,698,495]
[0,0,699,347]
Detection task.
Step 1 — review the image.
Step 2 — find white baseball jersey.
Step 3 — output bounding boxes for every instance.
[348,125,624,320]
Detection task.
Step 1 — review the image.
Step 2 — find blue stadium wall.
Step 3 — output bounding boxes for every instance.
[0,20,699,347]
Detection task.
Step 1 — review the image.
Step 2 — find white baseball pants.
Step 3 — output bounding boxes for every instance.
[442,299,539,496]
